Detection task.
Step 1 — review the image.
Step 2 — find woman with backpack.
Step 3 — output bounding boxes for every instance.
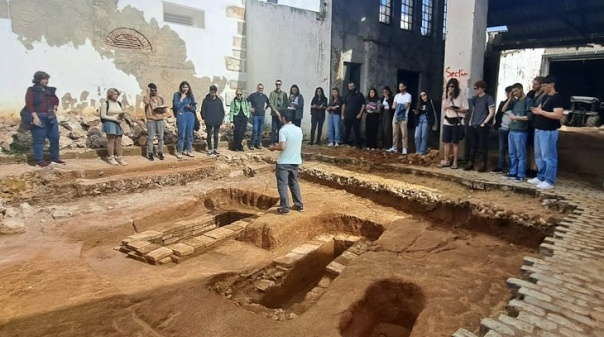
[100,88,127,166]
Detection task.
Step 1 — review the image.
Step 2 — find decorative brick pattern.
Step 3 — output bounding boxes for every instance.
[105,28,152,51]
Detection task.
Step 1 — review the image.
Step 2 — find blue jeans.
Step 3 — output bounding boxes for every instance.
[414,114,429,154]
[252,115,265,147]
[508,131,528,179]
[327,113,340,144]
[177,112,195,153]
[276,164,303,211]
[31,113,60,162]
[147,120,164,154]
[534,129,559,185]
[271,116,281,144]
[498,129,510,169]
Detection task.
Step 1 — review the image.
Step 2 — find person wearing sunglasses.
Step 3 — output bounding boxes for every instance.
[229,89,251,151]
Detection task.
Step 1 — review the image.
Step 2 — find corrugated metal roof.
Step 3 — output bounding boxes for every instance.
[544,44,604,56]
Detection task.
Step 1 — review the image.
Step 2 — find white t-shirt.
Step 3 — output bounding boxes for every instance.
[382,98,390,110]
[277,124,303,165]
[394,92,412,112]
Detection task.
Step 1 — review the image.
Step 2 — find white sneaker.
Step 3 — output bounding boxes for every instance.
[402,148,408,155]
[386,147,396,153]
[115,157,127,166]
[527,177,542,185]
[366,147,371,151]
[327,142,334,147]
[107,156,118,166]
[537,181,554,190]
[335,143,340,147]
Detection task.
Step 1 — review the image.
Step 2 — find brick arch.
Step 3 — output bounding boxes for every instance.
[105,28,152,51]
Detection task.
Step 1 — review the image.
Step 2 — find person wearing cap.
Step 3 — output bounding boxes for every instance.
[99,88,128,166]
[529,75,564,190]
[200,85,226,155]
[23,71,63,167]
[143,83,167,161]
[269,110,304,215]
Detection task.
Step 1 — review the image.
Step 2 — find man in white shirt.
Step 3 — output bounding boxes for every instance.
[269,111,304,214]
[387,82,412,154]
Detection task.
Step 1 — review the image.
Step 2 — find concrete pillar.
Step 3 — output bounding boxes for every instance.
[440,0,488,155]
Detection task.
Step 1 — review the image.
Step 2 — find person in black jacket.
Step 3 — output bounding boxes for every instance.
[200,85,226,156]
[491,85,513,173]
[412,91,438,154]
[365,88,381,150]
[309,87,328,145]
[379,86,394,149]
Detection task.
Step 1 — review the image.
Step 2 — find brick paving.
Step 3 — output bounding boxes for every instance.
[400,165,604,337]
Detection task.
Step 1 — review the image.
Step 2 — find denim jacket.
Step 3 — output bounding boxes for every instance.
[172,92,197,115]
[395,103,407,122]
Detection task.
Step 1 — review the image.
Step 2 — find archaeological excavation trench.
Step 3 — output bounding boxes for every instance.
[0,157,566,337]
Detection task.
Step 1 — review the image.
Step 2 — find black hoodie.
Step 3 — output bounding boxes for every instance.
[201,94,226,126]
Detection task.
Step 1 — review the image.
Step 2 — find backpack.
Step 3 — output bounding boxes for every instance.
[99,101,122,120]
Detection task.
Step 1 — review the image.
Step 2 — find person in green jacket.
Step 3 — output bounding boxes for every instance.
[229,89,251,151]
[269,80,289,145]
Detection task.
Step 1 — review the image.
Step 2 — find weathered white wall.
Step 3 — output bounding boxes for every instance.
[245,0,331,134]
[442,0,488,97]
[496,48,545,103]
[0,0,243,118]
[256,0,321,12]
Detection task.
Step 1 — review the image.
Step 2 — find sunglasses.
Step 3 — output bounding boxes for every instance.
[236,93,242,96]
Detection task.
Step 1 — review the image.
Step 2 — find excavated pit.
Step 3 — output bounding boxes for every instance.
[0,157,564,337]
[339,279,426,337]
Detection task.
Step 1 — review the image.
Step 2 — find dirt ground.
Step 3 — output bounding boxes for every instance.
[0,151,568,337]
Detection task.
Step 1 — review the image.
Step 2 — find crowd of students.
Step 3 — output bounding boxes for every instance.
[439,75,563,190]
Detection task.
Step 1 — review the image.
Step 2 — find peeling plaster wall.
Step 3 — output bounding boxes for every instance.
[0,0,244,119]
[496,48,545,104]
[255,0,321,12]
[245,0,331,134]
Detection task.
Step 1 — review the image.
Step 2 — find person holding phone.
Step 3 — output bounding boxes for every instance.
[173,81,197,159]
[143,83,167,161]
[440,78,468,169]
[326,88,343,147]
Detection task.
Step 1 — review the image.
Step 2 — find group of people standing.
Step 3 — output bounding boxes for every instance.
[305,81,438,154]
[438,75,563,190]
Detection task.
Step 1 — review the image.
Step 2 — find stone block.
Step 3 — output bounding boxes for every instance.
[170,254,189,264]
[273,252,304,268]
[451,329,479,337]
[518,287,552,302]
[546,313,584,332]
[479,318,515,336]
[168,243,194,257]
[163,237,179,245]
[498,314,534,333]
[203,227,235,241]
[127,251,147,263]
[507,299,546,317]
[253,279,275,292]
[0,218,25,235]
[523,295,561,314]
[51,210,72,219]
[225,56,245,72]
[145,247,173,262]
[222,221,247,232]
[158,257,172,265]
[226,6,245,20]
[291,243,321,255]
[334,251,358,266]
[517,311,558,331]
[127,240,151,251]
[131,230,163,241]
[313,234,334,243]
[136,243,160,255]
[344,235,363,245]
[326,261,345,276]
[182,236,216,251]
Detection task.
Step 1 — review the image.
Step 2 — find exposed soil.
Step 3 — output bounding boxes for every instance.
[0,154,567,337]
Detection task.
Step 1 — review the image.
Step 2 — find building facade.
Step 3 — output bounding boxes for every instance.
[0,0,330,135]
[331,0,446,101]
